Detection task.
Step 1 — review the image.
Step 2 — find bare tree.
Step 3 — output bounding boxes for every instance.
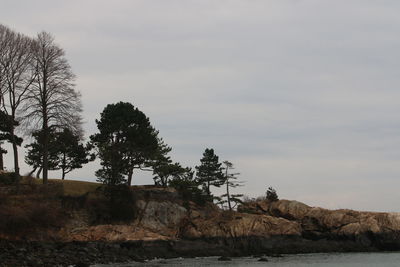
[0,24,36,175]
[24,32,82,184]
[0,24,10,170]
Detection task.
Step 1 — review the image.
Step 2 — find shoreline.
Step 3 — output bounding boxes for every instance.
[1,234,398,267]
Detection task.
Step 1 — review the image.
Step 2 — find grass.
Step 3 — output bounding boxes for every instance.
[49,179,101,196]
[18,176,101,196]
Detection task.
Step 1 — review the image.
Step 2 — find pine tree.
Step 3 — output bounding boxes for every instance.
[25,129,59,178]
[195,148,224,197]
[90,102,162,186]
[0,110,22,171]
[53,128,95,179]
[218,160,244,210]
[153,162,189,187]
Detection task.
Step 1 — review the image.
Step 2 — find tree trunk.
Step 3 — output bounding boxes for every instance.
[162,177,167,187]
[10,135,19,176]
[42,114,49,184]
[0,148,4,171]
[127,168,133,186]
[42,131,49,183]
[10,109,19,176]
[225,168,232,211]
[61,152,66,180]
[226,179,231,211]
[36,167,42,179]
[28,167,37,177]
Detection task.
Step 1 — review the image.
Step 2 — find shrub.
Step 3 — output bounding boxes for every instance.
[86,196,112,224]
[0,201,64,235]
[169,178,209,206]
[87,185,136,224]
[0,172,20,185]
[266,187,279,202]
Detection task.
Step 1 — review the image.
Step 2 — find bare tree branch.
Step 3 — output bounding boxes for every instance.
[23,32,82,183]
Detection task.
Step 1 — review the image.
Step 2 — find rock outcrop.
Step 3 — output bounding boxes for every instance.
[2,183,400,266]
[238,199,400,250]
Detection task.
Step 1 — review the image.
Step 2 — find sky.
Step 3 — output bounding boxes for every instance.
[1,0,400,211]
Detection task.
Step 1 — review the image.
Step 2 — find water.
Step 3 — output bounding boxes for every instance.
[94,252,400,267]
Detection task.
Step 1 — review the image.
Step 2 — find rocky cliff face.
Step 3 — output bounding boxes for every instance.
[57,188,400,252]
[238,199,400,250]
[59,188,303,243]
[3,184,400,257]
[3,185,400,266]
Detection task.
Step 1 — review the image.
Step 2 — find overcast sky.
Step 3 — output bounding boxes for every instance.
[2,0,400,211]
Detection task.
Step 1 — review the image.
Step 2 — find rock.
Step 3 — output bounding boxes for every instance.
[3,184,400,266]
[258,257,269,262]
[218,256,232,261]
[135,200,187,231]
[240,199,400,239]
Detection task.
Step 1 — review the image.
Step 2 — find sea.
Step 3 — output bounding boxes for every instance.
[94,252,400,267]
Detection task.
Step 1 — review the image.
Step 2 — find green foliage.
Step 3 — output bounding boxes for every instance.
[53,128,95,179]
[153,161,190,187]
[0,111,23,171]
[0,172,20,185]
[90,102,162,186]
[25,129,59,174]
[169,169,209,205]
[195,148,224,197]
[0,110,23,146]
[218,161,244,210]
[266,186,279,202]
[25,128,94,179]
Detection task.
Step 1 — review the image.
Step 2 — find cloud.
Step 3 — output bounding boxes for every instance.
[2,0,400,211]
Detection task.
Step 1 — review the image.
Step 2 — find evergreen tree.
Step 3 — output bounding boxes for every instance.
[266,187,279,202]
[195,148,224,197]
[0,110,22,171]
[53,128,95,179]
[169,168,207,204]
[25,129,59,178]
[90,102,163,186]
[153,161,190,187]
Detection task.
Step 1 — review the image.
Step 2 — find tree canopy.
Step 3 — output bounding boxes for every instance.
[53,128,95,179]
[195,148,224,197]
[91,102,165,186]
[218,160,244,210]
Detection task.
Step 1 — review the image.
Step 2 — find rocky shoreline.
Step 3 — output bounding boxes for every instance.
[1,233,399,267]
[2,185,400,266]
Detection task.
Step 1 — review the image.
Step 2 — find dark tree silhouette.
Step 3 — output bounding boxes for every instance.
[24,32,82,184]
[0,24,36,176]
[153,162,190,187]
[53,128,95,179]
[90,102,162,186]
[266,187,279,202]
[168,168,206,204]
[0,111,22,171]
[195,148,224,197]
[25,129,59,178]
[218,160,244,211]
